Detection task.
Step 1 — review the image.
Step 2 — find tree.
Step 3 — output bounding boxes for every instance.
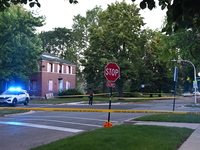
[0,6,44,87]
[72,6,103,90]
[0,0,78,11]
[3,0,200,34]
[171,29,200,64]
[81,1,146,94]
[133,0,200,34]
[39,27,76,62]
[141,29,175,94]
[2,0,200,34]
[72,6,102,53]
[167,29,200,92]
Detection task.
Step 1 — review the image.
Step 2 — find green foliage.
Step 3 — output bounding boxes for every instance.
[58,89,83,96]
[39,28,76,62]
[0,0,78,12]
[80,2,176,94]
[81,1,146,93]
[171,29,200,64]
[134,0,200,34]
[140,29,174,93]
[166,29,200,92]
[0,5,44,84]
[0,109,28,115]
[2,1,200,34]
[72,6,103,70]
[112,92,142,97]
[0,0,40,12]
[72,6,102,50]
[72,6,103,89]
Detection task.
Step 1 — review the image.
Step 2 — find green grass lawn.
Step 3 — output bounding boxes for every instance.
[30,114,198,150]
[134,114,200,123]
[31,125,193,150]
[0,109,28,116]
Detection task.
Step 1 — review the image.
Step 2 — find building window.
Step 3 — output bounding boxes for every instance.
[48,80,53,91]
[69,66,71,74]
[66,81,71,90]
[30,80,37,90]
[67,66,72,74]
[66,66,68,74]
[48,63,53,72]
[58,64,62,73]
[58,78,63,92]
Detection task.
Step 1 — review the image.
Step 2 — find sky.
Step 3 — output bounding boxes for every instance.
[26,0,166,32]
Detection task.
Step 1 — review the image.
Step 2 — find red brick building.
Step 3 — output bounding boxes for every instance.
[28,52,76,98]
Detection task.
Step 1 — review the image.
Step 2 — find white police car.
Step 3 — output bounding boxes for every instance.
[0,88,30,107]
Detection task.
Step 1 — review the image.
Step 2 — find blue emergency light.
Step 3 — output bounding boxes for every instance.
[8,87,22,91]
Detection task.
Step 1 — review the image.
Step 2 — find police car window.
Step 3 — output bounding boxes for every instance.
[3,91,19,95]
[19,91,24,95]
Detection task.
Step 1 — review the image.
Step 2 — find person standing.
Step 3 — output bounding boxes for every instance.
[89,91,94,105]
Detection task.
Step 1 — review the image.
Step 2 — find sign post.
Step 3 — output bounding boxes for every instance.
[106,82,116,87]
[104,63,120,127]
[173,66,178,111]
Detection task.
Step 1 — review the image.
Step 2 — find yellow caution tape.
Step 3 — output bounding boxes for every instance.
[55,95,190,100]
[0,107,199,114]
[112,97,190,100]
[55,92,166,98]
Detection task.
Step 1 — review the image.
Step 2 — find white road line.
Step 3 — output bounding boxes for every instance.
[0,121,84,133]
[16,119,103,127]
[15,115,119,123]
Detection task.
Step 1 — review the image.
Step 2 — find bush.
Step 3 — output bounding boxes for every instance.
[58,89,83,97]
[112,92,141,97]
[123,92,141,97]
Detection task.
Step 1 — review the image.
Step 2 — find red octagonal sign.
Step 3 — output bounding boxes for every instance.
[104,63,120,82]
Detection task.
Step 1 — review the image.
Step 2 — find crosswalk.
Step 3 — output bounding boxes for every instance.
[0,121,84,133]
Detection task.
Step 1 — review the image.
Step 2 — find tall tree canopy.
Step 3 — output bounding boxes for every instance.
[0,6,44,85]
[81,1,146,93]
[141,29,175,93]
[0,0,78,11]
[134,0,200,33]
[39,27,75,61]
[2,0,199,33]
[72,6,102,54]
[71,6,103,87]
[167,29,200,91]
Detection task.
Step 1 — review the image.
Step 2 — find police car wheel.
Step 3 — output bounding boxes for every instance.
[12,99,17,107]
[24,98,29,105]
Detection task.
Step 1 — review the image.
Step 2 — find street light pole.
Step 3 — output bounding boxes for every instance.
[171,59,197,104]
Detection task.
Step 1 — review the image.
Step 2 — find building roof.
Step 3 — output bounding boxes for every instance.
[39,52,76,65]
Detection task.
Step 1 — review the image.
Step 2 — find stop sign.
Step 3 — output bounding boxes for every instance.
[104,63,120,82]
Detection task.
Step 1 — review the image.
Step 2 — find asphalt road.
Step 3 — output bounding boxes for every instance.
[0,97,199,150]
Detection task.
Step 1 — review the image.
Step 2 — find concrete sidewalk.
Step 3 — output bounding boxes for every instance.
[178,125,200,150]
[132,121,200,150]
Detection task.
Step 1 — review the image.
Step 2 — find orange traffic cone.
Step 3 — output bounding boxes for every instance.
[103,121,113,127]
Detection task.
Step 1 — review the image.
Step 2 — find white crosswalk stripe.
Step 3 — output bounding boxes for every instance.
[0,121,84,133]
